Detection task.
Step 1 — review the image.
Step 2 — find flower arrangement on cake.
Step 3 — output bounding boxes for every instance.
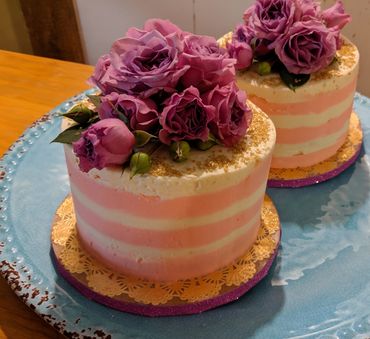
[53,19,252,177]
[219,0,362,187]
[226,0,351,89]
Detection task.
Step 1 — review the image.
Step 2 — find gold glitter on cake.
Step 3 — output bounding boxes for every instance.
[269,112,363,182]
[51,195,280,306]
[147,104,274,177]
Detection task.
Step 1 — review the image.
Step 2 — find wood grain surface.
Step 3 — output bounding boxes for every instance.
[0,49,93,338]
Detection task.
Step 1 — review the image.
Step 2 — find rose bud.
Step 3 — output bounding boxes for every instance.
[72,118,135,172]
[130,152,151,178]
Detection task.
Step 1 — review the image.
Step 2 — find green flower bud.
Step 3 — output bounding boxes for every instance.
[257,61,271,76]
[169,141,190,162]
[130,152,151,178]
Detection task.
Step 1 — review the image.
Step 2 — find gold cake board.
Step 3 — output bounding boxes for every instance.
[51,195,281,316]
[268,112,363,188]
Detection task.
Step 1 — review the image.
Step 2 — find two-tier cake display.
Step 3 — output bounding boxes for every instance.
[51,19,281,316]
[219,0,362,187]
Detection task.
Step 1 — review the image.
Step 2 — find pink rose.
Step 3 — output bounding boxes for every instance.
[98,92,158,132]
[227,24,254,70]
[88,54,117,94]
[159,86,215,144]
[178,34,235,92]
[294,0,321,21]
[90,19,189,98]
[244,0,296,41]
[321,1,351,30]
[72,119,135,172]
[203,83,251,146]
[274,20,337,74]
[321,1,351,49]
[143,18,188,38]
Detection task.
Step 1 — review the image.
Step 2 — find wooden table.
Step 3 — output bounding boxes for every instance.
[0,50,93,338]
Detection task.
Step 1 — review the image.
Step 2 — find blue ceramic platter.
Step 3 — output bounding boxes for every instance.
[1,90,370,339]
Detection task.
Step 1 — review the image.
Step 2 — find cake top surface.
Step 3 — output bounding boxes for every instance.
[224,0,354,90]
[64,103,275,198]
[146,103,274,177]
[219,32,359,89]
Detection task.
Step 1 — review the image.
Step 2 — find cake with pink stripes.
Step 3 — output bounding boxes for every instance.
[63,104,276,282]
[223,0,358,170]
[237,40,359,168]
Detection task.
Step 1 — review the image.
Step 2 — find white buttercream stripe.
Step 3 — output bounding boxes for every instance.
[274,121,349,157]
[71,182,266,231]
[270,95,353,129]
[76,212,260,259]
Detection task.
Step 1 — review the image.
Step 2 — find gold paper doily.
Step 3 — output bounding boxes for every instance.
[51,195,280,306]
[269,112,363,182]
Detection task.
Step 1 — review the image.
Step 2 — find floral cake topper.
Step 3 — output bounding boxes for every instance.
[227,0,351,89]
[53,19,252,176]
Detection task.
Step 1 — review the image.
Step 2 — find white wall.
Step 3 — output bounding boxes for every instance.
[75,0,370,96]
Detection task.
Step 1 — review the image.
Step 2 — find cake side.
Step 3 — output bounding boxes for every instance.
[224,36,359,168]
[64,105,276,281]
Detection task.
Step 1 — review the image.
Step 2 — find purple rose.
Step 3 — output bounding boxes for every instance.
[100,21,188,98]
[244,0,296,41]
[125,18,186,40]
[98,92,158,131]
[294,0,321,21]
[143,18,188,38]
[322,1,351,30]
[159,86,215,144]
[274,20,337,74]
[202,83,251,147]
[88,54,117,94]
[178,34,235,92]
[72,119,135,172]
[321,1,351,49]
[227,24,254,70]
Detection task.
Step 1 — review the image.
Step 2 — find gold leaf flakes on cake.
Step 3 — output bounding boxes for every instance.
[146,107,272,177]
[51,195,280,305]
[311,41,358,81]
[149,158,183,177]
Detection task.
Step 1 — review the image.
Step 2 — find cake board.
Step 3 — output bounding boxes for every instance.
[268,112,363,188]
[51,195,281,317]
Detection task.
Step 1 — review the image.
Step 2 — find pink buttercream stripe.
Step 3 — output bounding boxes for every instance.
[77,218,260,281]
[271,130,348,168]
[66,149,271,219]
[249,78,356,116]
[276,105,352,144]
[73,196,263,248]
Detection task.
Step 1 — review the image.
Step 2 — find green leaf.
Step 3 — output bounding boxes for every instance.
[278,65,310,91]
[134,130,158,147]
[62,104,97,124]
[51,125,85,144]
[87,94,102,108]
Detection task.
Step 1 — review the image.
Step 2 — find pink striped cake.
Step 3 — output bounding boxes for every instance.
[236,39,359,169]
[63,104,276,282]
